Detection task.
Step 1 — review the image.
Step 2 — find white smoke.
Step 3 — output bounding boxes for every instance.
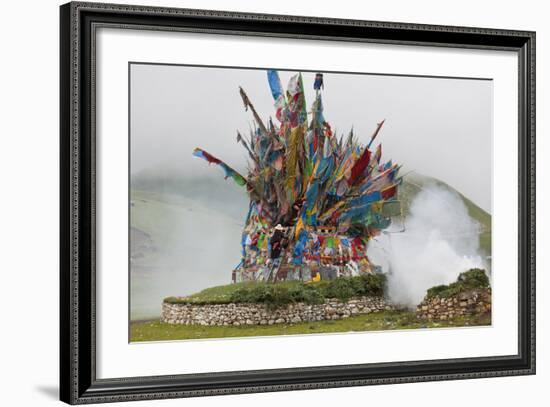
[368,184,487,308]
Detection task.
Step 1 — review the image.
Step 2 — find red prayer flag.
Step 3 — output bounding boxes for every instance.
[381,184,397,200]
[348,148,371,186]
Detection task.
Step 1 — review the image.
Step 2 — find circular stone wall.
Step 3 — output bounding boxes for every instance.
[161,297,391,326]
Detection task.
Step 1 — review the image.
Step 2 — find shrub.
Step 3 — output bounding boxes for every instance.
[222,273,388,308]
[359,273,386,296]
[457,268,490,288]
[426,284,450,299]
[229,287,254,303]
[426,268,490,299]
[288,284,325,305]
[321,277,357,302]
[230,284,293,310]
[317,274,386,302]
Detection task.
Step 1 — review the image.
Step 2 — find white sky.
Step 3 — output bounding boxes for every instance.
[130,64,492,212]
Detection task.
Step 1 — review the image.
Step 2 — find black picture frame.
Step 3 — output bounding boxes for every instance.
[60,1,536,404]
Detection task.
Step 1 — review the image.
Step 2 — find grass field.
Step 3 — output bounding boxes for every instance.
[130,310,491,342]
[164,281,267,304]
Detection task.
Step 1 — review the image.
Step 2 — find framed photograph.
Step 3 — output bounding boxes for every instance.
[60,1,535,404]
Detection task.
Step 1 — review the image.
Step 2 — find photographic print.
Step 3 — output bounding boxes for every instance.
[129,64,492,342]
[60,5,535,401]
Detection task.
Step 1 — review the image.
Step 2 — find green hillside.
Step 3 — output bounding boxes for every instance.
[398,173,491,256]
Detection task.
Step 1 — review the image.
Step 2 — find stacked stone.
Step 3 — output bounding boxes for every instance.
[416,288,491,321]
[161,296,392,326]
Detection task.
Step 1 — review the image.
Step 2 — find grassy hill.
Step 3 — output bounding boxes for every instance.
[398,173,491,256]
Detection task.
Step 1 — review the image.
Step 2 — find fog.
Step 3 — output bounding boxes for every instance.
[131,64,493,212]
[130,190,247,320]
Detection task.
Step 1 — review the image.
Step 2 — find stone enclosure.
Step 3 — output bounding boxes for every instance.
[161,288,491,326]
[162,296,391,326]
[416,288,491,321]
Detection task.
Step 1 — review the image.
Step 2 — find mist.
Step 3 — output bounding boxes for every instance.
[130,173,249,320]
[368,184,487,308]
[130,64,493,212]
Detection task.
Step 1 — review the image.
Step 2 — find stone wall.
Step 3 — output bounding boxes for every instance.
[162,296,391,326]
[416,288,491,321]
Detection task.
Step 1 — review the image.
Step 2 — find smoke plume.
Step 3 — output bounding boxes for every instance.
[368,184,487,308]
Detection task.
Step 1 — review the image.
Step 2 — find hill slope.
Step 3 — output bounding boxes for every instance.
[399,173,491,256]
